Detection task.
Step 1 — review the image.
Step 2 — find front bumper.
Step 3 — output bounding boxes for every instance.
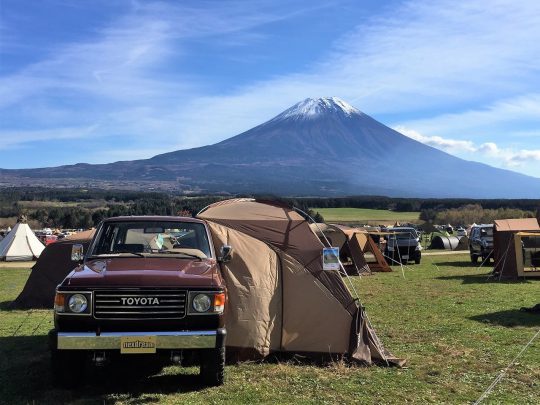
[53,329,226,351]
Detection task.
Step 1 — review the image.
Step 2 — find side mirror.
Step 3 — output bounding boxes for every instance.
[219,245,233,263]
[71,244,84,262]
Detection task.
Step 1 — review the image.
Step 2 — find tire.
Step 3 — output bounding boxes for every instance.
[414,253,421,264]
[470,249,479,263]
[51,348,85,388]
[200,347,225,386]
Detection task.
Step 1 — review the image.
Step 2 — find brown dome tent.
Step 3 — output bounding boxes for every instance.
[11,230,95,309]
[309,223,370,275]
[198,199,403,366]
[337,226,392,272]
[493,218,540,279]
[310,223,392,274]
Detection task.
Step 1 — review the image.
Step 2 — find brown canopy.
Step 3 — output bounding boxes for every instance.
[309,223,370,275]
[336,225,392,272]
[199,199,403,365]
[11,230,95,309]
[493,218,540,279]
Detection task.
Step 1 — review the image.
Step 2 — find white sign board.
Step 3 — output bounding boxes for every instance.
[322,247,340,270]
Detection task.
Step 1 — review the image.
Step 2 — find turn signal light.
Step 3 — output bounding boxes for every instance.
[214,292,226,314]
[54,293,65,312]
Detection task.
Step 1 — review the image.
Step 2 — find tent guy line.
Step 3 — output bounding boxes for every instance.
[292,207,391,366]
[473,327,540,404]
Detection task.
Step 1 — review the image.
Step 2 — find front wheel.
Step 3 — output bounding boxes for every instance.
[470,251,479,263]
[414,253,421,264]
[200,347,225,386]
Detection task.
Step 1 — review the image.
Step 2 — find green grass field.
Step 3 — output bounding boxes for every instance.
[313,207,420,223]
[0,256,538,404]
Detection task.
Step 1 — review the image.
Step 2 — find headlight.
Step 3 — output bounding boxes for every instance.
[68,294,88,313]
[192,294,212,313]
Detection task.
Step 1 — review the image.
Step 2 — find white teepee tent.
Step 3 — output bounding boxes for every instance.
[0,221,45,261]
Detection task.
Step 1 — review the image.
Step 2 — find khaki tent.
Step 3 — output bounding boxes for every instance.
[337,226,392,272]
[309,223,370,275]
[198,199,402,365]
[11,230,95,309]
[0,221,45,261]
[511,232,540,278]
[493,219,540,279]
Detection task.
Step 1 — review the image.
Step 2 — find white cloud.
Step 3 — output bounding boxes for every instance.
[506,150,540,167]
[0,125,100,150]
[395,94,540,139]
[477,142,500,155]
[394,126,540,169]
[2,0,540,176]
[393,126,477,153]
[151,0,540,148]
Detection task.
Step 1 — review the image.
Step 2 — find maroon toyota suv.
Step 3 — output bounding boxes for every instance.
[49,216,230,387]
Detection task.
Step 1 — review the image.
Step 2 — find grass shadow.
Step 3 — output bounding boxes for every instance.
[435,273,498,284]
[469,309,540,327]
[0,335,209,403]
[0,299,50,311]
[83,366,208,398]
[432,260,485,268]
[0,300,15,310]
[436,272,537,285]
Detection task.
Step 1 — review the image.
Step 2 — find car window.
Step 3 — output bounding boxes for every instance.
[393,229,418,239]
[92,221,211,258]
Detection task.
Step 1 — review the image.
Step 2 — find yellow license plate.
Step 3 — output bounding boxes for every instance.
[120,335,157,354]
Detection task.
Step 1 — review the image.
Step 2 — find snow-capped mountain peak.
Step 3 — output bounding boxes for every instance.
[271,97,361,121]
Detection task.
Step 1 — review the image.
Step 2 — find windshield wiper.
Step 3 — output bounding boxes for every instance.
[154,250,204,260]
[90,252,145,258]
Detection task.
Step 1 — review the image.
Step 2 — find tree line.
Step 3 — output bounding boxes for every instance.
[295,196,540,212]
[0,187,538,228]
[420,204,536,226]
[27,196,227,229]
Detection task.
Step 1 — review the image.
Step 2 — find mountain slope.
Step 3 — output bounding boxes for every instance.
[1,97,539,197]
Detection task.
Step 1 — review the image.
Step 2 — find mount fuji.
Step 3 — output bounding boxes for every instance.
[1,97,540,197]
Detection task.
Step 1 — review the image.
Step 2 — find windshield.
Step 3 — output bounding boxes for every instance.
[90,220,211,258]
[480,227,493,237]
[393,229,418,239]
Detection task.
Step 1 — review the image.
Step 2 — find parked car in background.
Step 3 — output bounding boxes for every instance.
[456,227,467,237]
[469,224,494,263]
[44,234,58,245]
[385,227,422,264]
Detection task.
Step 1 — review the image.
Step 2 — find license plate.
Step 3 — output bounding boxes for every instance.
[120,335,157,354]
[402,255,409,259]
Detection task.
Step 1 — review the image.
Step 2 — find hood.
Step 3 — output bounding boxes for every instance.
[64,257,223,288]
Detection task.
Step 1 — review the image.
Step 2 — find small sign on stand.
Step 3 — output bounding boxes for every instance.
[322,247,340,271]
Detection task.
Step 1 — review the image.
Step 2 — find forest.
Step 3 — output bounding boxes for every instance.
[0,187,537,228]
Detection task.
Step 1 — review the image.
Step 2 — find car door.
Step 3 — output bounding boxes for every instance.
[470,228,479,253]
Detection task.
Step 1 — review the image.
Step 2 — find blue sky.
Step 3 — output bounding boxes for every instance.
[1,0,540,177]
